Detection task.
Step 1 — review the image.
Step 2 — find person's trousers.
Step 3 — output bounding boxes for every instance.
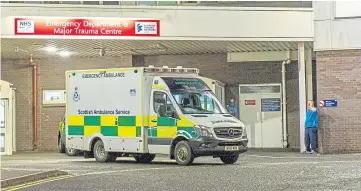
[305,127,317,151]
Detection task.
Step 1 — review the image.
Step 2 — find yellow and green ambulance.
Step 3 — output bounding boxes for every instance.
[58,115,80,156]
[65,66,248,165]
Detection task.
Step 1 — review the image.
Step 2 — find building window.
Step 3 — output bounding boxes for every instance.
[102,1,119,5]
[138,1,156,6]
[157,1,177,6]
[24,1,42,3]
[83,1,99,5]
[60,1,81,4]
[120,1,136,6]
[178,1,200,5]
[43,1,60,4]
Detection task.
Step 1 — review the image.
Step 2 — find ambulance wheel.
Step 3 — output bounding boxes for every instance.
[134,154,156,164]
[220,154,239,164]
[93,140,113,162]
[174,141,194,166]
[66,148,79,156]
[58,136,65,153]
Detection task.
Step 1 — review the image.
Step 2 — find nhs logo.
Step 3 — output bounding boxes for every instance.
[135,22,157,35]
[17,20,35,33]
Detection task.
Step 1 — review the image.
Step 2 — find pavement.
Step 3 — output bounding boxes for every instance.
[1,169,41,180]
[1,151,361,191]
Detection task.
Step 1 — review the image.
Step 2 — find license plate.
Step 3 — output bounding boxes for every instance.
[225,146,239,151]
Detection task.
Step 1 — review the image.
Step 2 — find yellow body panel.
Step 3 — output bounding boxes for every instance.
[101,116,117,126]
[118,126,136,137]
[152,84,166,89]
[157,126,177,138]
[84,126,101,136]
[68,115,84,126]
[177,115,196,127]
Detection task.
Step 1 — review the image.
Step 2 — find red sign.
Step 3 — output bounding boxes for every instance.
[14,17,160,37]
[319,100,324,107]
[245,100,256,105]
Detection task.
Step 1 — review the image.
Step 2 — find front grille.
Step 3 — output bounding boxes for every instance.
[213,127,243,139]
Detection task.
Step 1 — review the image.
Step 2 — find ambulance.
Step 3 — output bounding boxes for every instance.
[65,66,248,165]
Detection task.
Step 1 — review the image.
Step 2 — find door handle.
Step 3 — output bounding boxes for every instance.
[262,112,265,122]
[151,119,157,123]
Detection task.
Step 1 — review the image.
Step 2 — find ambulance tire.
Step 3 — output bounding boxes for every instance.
[58,135,65,153]
[134,154,156,164]
[174,141,194,166]
[93,140,113,163]
[220,154,239,164]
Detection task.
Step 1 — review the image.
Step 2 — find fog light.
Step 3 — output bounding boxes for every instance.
[199,143,210,148]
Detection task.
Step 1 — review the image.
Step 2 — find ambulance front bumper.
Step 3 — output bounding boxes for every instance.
[188,137,248,157]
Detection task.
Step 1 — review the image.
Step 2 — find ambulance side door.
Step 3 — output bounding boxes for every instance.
[148,90,179,152]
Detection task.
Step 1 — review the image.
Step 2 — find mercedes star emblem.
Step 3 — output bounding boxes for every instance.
[228,128,235,136]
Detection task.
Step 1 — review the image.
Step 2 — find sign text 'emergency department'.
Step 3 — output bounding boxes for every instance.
[15,17,160,37]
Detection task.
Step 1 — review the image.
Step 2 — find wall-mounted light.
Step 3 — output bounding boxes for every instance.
[44,47,57,53]
[59,51,71,57]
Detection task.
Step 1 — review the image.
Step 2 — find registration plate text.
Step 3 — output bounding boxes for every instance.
[225,146,239,151]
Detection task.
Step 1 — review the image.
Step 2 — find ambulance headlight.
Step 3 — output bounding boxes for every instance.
[194,125,213,137]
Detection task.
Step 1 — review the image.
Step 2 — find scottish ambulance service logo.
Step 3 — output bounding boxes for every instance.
[135,22,157,35]
[73,87,80,102]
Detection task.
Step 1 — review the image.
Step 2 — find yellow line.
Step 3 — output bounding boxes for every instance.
[3,175,74,191]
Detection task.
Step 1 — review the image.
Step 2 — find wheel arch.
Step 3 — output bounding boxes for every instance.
[89,136,103,152]
[170,136,188,159]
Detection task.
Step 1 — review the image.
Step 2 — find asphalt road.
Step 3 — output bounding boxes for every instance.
[2,151,361,191]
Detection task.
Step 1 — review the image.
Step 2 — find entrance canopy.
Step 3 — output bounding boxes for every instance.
[1,38,313,59]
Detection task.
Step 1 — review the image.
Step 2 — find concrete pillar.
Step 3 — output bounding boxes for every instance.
[120,54,133,67]
[305,49,313,100]
[298,42,306,152]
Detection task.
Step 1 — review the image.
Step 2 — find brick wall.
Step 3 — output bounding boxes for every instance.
[316,49,361,154]
[1,56,132,151]
[133,54,300,149]
[1,59,33,151]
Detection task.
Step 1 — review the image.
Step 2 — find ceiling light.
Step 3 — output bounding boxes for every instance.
[59,51,71,57]
[44,47,57,53]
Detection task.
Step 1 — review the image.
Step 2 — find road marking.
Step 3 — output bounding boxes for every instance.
[81,166,181,176]
[237,160,361,167]
[246,154,332,159]
[2,175,74,191]
[246,153,361,159]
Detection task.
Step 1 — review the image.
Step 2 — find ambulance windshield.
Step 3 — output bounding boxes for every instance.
[161,77,228,114]
[171,90,227,114]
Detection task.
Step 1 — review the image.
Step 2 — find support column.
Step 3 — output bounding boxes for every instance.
[120,54,133,67]
[298,42,307,152]
[305,49,313,100]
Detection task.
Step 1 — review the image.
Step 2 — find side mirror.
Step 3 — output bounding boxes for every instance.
[171,111,179,119]
[158,105,167,117]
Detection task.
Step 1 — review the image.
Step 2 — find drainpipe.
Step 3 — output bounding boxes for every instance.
[282,59,291,148]
[29,55,38,150]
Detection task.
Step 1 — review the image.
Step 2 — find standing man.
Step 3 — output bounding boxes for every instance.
[227,98,239,119]
[304,100,318,154]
